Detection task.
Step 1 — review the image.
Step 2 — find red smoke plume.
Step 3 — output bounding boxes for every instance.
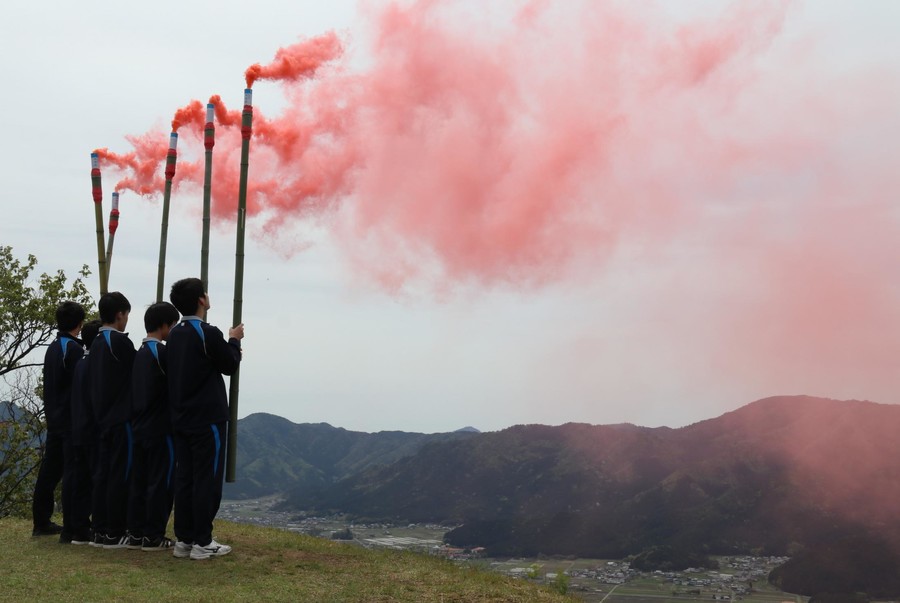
[94,137,168,195]
[97,0,900,407]
[172,100,205,132]
[245,31,343,88]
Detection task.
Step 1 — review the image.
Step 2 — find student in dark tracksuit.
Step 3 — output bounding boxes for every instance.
[89,292,135,549]
[69,319,102,545]
[33,301,85,539]
[129,302,180,552]
[167,277,243,560]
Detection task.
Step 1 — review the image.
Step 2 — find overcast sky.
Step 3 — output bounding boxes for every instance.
[3,1,900,434]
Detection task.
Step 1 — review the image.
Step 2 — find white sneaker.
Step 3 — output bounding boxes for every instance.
[173,541,193,559]
[190,539,232,560]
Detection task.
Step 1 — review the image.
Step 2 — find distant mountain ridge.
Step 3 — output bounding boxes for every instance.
[276,397,900,554]
[224,413,478,499]
[226,397,900,596]
[455,426,481,433]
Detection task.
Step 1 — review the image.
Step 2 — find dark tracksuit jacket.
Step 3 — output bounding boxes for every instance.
[69,351,98,537]
[34,332,84,530]
[89,327,136,538]
[166,316,241,546]
[129,338,175,539]
[70,353,97,447]
[43,332,84,436]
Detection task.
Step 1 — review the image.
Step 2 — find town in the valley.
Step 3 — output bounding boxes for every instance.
[220,498,804,603]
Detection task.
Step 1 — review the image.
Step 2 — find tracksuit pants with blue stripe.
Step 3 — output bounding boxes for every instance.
[173,422,226,548]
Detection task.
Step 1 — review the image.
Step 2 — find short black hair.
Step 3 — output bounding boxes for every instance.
[81,319,103,348]
[169,278,205,317]
[98,291,131,324]
[56,301,86,332]
[144,302,180,332]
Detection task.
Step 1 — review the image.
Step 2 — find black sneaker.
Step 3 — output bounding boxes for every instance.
[59,532,73,544]
[89,532,105,547]
[71,530,92,545]
[32,522,64,537]
[102,534,129,550]
[141,536,175,552]
[126,534,143,550]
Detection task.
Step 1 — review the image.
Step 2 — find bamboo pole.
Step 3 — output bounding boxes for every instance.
[156,132,178,302]
[226,88,252,483]
[90,152,108,295]
[201,103,215,291]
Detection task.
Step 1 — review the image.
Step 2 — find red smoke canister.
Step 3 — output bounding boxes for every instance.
[201,102,215,291]
[106,191,120,281]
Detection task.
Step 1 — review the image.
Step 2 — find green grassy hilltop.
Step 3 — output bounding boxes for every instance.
[0,518,573,602]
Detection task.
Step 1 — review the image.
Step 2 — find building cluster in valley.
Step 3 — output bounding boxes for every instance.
[663,556,790,597]
[563,560,637,584]
[219,500,794,599]
[506,556,792,599]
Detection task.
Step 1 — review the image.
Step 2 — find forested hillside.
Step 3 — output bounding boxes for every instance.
[224,413,477,499]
